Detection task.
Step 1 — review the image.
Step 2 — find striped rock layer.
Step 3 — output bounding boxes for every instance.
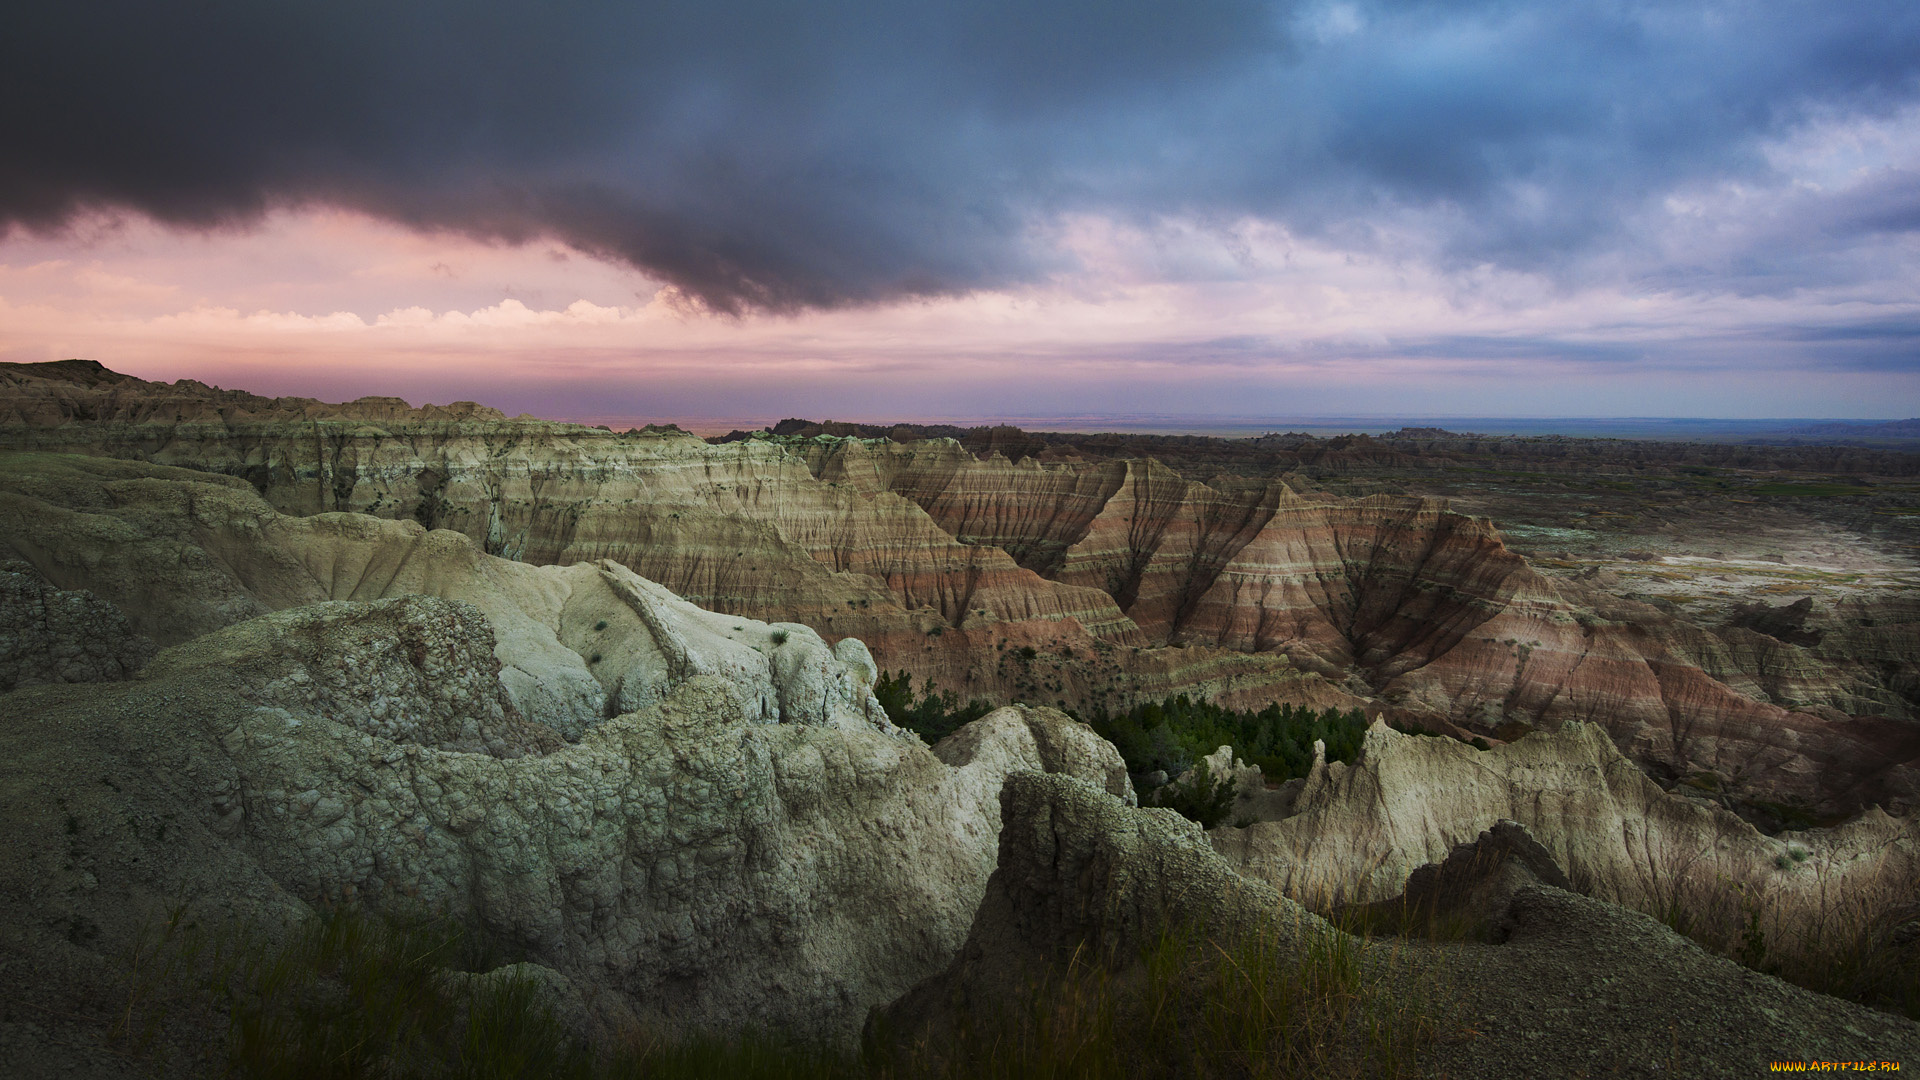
[2,362,1913,814]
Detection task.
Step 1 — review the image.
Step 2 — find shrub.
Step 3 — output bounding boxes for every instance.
[873,671,993,743]
[770,629,789,646]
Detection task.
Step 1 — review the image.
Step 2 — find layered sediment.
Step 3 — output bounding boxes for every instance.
[3,361,1915,815]
[814,437,1920,814]
[0,435,1142,1043]
[2,362,1917,1070]
[1209,723,1917,916]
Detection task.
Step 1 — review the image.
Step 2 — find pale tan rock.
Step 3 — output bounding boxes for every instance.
[1209,722,1919,939]
[0,452,896,741]
[931,704,1136,806]
[3,361,1912,812]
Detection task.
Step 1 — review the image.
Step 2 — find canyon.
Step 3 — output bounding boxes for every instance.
[6,360,1914,820]
[1,359,1915,1074]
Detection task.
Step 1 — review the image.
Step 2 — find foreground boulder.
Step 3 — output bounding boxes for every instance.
[0,595,1129,1053]
[1335,818,1578,941]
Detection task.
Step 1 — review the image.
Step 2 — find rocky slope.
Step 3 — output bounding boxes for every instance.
[815,436,1920,816]
[0,449,1142,1048]
[3,360,1914,818]
[1207,724,1917,944]
[879,771,1920,1079]
[0,560,155,693]
[2,630,1129,1046]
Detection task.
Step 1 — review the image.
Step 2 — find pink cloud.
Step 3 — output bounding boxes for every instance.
[1,205,1915,425]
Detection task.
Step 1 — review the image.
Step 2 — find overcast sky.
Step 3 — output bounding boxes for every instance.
[3,0,1917,422]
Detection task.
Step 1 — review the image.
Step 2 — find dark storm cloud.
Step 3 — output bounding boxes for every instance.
[4,0,1918,311]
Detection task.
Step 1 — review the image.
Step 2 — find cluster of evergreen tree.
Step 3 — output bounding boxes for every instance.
[1080,695,1370,784]
[871,671,993,744]
[873,673,1369,785]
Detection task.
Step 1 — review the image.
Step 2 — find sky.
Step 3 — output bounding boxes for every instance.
[2,0,1918,424]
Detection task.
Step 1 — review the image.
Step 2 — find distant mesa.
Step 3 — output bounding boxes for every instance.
[0,357,509,426]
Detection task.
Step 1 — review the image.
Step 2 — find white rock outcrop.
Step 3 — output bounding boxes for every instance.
[1,593,1128,1047]
[1210,722,1918,933]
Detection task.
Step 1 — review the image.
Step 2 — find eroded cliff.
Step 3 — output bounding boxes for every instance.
[815,437,1920,815]
[3,360,1915,817]
[0,446,1142,1045]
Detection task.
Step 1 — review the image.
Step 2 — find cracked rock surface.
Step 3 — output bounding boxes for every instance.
[0,560,154,693]
[1,596,1129,1050]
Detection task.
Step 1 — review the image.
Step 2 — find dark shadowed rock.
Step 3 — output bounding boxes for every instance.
[1727,596,1823,646]
[0,560,156,692]
[876,770,1920,1079]
[1337,818,1576,941]
[873,771,1321,1047]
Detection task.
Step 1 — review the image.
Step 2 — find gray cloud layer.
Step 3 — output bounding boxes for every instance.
[5,0,1918,312]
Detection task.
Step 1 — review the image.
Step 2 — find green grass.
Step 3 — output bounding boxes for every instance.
[870,919,1446,1080]
[106,903,589,1078]
[112,904,1447,1080]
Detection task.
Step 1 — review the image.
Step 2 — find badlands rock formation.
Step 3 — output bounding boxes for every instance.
[4,642,1129,1044]
[1334,818,1579,940]
[874,770,1312,1053]
[1208,723,1918,952]
[881,772,1920,1079]
[813,436,1919,815]
[0,452,900,740]
[0,449,1139,1044]
[0,358,510,426]
[0,560,155,693]
[2,359,1913,812]
[1,361,1916,1072]
[0,362,1335,715]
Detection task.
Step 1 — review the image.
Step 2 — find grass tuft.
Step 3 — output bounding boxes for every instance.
[870,917,1447,1080]
[110,902,1450,1079]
